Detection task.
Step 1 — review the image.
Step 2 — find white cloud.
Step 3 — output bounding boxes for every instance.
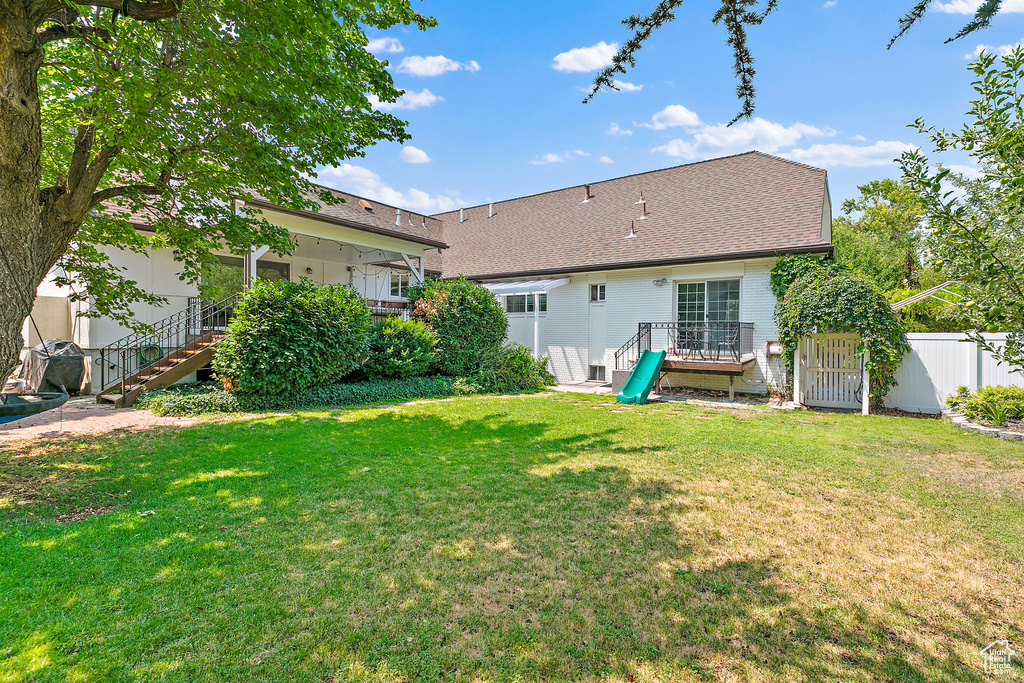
[399,145,431,164]
[611,79,643,92]
[964,39,1023,59]
[552,41,617,72]
[367,37,403,54]
[315,164,463,213]
[945,163,983,179]
[933,0,1024,13]
[782,140,917,167]
[530,150,589,165]
[607,122,633,136]
[599,156,614,164]
[823,0,836,7]
[653,117,832,159]
[635,105,702,130]
[394,55,480,77]
[849,134,867,142]
[368,89,443,111]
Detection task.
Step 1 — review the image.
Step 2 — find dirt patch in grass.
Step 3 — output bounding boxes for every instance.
[55,504,118,525]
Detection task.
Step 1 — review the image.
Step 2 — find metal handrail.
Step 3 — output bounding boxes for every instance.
[96,293,241,391]
[614,321,754,370]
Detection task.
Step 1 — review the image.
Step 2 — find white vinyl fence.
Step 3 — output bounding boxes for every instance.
[884,333,1024,414]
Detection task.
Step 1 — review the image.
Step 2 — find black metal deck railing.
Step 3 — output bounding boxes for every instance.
[95,293,241,391]
[614,321,754,370]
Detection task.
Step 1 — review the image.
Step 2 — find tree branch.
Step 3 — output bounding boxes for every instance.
[36,24,111,44]
[76,0,184,22]
[89,183,165,206]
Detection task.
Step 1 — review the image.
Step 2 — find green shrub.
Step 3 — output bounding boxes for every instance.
[412,277,507,375]
[475,343,556,393]
[946,386,972,412]
[363,318,437,379]
[213,278,371,395]
[954,385,1024,424]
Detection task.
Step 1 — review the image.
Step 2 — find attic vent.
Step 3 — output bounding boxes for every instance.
[358,199,373,211]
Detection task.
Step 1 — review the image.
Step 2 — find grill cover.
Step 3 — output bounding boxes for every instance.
[23,339,85,394]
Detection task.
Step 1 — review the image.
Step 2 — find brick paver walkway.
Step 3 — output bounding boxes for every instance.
[0,396,196,443]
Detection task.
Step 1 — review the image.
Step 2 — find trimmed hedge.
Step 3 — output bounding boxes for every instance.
[136,376,511,416]
[213,278,371,395]
[363,318,438,379]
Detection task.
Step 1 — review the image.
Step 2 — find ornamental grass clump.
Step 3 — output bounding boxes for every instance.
[411,277,508,376]
[213,279,371,395]
[774,258,910,406]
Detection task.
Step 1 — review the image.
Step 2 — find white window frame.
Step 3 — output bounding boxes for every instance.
[390,272,410,298]
[590,284,606,303]
[675,278,742,322]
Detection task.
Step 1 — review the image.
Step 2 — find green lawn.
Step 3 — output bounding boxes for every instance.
[1,394,1022,682]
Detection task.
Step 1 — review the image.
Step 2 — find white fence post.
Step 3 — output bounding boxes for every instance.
[861,349,870,416]
[793,346,802,406]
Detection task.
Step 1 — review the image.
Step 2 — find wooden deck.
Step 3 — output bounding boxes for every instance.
[661,354,757,376]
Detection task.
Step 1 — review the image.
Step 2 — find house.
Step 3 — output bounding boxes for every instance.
[22,151,833,398]
[432,151,833,395]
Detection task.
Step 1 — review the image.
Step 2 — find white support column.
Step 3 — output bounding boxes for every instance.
[243,244,271,288]
[533,293,540,359]
[400,253,424,285]
[861,349,870,416]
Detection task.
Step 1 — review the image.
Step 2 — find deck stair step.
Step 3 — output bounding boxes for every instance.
[97,332,225,408]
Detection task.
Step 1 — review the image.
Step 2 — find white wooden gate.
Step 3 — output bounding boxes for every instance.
[795,333,868,412]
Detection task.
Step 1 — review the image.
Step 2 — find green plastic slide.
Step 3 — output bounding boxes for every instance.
[616,349,666,405]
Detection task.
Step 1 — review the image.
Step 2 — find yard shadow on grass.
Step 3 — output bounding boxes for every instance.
[0,407,1011,682]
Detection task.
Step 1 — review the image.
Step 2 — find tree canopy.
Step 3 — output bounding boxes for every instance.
[832,179,925,292]
[586,0,1011,123]
[0,0,433,381]
[899,48,1024,371]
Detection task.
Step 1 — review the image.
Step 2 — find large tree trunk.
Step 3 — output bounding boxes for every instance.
[0,4,55,384]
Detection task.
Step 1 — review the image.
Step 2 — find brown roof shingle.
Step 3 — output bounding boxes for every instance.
[246,183,447,250]
[430,151,831,279]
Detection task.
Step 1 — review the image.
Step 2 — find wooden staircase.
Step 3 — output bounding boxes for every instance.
[97,332,224,408]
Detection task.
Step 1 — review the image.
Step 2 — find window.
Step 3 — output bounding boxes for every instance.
[390,272,410,298]
[677,282,705,323]
[707,280,740,322]
[505,294,528,313]
[588,365,606,382]
[590,284,606,302]
[677,279,740,322]
[506,294,547,314]
[201,255,289,301]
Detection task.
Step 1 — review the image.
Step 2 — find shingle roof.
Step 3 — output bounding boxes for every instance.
[430,151,831,279]
[245,183,447,250]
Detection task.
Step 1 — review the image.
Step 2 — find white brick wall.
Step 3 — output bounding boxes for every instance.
[539,258,784,394]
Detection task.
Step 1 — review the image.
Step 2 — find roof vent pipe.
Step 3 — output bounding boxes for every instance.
[582,184,591,203]
[489,203,494,218]
[639,201,647,219]
[635,191,645,205]
[460,207,464,223]
[396,208,401,226]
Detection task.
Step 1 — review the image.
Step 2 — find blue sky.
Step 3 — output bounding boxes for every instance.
[315,0,1024,215]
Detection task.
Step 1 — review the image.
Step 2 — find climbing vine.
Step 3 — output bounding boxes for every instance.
[772,257,910,406]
